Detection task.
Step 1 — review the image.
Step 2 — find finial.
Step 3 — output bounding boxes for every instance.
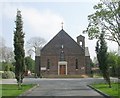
[61,22,64,29]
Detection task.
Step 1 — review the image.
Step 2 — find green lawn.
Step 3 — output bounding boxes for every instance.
[92,83,120,97]
[1,84,35,98]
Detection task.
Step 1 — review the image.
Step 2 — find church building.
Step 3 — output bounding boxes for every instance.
[35,28,91,77]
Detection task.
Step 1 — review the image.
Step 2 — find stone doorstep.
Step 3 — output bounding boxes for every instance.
[16,84,39,97]
[87,85,112,98]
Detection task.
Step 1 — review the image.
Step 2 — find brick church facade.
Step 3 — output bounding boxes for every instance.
[35,29,91,77]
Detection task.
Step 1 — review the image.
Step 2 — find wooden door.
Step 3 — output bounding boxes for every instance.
[60,65,66,75]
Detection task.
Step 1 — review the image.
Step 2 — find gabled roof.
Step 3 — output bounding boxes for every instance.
[41,29,85,55]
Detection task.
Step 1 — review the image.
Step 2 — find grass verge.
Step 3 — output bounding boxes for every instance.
[1,84,35,98]
[91,83,120,97]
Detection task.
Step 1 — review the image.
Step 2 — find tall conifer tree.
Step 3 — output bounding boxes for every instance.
[14,10,25,89]
[96,33,111,88]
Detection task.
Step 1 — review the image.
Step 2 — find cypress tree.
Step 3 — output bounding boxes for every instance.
[14,10,25,89]
[96,33,111,88]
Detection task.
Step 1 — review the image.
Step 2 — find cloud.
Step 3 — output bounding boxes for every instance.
[2,3,64,42]
[22,8,64,41]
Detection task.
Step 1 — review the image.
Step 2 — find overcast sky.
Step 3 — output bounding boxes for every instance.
[0,0,118,60]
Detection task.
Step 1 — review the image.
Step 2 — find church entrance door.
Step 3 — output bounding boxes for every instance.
[60,65,66,75]
[58,61,67,75]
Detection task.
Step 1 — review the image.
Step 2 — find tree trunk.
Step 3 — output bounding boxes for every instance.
[17,74,22,90]
[18,80,22,90]
[102,71,111,88]
[112,66,116,77]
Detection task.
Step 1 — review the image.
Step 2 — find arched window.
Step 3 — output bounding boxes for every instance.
[47,59,50,69]
[75,59,78,69]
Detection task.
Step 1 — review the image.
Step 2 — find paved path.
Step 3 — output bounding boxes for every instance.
[1,78,117,97]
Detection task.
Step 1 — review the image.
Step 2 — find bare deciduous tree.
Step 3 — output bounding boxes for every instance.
[0,37,14,62]
[26,37,46,56]
[0,36,5,47]
[2,47,14,62]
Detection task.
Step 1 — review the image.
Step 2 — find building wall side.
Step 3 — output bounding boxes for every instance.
[40,54,85,76]
[85,56,92,74]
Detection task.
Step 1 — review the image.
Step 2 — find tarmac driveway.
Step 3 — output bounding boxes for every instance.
[21,78,106,97]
